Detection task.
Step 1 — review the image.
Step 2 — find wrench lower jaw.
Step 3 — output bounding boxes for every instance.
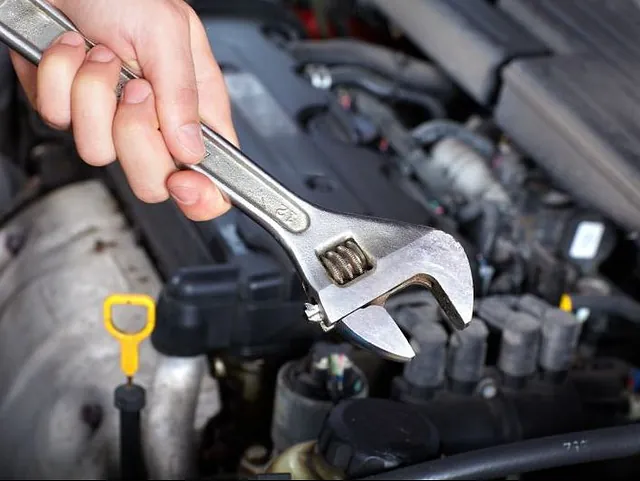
[337,305,415,363]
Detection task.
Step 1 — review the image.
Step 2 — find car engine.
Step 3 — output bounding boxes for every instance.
[1,0,640,479]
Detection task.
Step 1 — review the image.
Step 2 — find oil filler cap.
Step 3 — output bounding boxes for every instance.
[316,398,440,478]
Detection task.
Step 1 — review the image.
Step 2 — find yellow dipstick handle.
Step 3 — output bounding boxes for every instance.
[103,294,156,379]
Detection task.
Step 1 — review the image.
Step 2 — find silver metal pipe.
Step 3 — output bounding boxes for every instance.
[144,355,207,480]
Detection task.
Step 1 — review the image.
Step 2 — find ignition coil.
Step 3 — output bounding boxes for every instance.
[447,318,489,394]
[392,320,448,403]
[498,312,541,389]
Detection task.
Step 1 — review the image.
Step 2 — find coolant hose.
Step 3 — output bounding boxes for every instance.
[288,38,454,97]
[361,422,640,480]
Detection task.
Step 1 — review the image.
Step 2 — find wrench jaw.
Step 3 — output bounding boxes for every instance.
[338,305,416,362]
[299,214,475,362]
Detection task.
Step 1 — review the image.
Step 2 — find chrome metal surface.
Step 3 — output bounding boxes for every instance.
[0,0,475,361]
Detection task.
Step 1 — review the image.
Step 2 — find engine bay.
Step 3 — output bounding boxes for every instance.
[2,0,640,479]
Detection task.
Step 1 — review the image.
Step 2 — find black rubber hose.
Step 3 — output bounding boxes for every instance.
[360,422,640,480]
[567,294,640,324]
[288,38,454,97]
[326,65,446,119]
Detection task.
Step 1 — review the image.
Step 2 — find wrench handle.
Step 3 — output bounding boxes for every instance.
[0,0,312,235]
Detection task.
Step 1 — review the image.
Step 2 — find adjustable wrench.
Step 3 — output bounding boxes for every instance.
[0,0,474,361]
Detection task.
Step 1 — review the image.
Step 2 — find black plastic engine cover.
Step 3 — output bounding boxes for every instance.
[206,19,429,222]
[102,17,433,357]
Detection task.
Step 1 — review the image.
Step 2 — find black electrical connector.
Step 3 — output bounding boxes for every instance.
[114,383,147,480]
[150,263,319,359]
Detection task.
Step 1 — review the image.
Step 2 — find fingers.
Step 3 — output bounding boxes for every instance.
[114,79,230,219]
[185,7,235,210]
[167,170,231,221]
[187,8,238,147]
[135,2,205,165]
[9,2,235,221]
[36,31,86,129]
[71,45,122,166]
[113,79,176,203]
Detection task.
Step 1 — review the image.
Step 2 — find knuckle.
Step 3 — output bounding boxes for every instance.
[41,43,79,71]
[113,102,141,128]
[176,84,199,111]
[183,3,199,23]
[39,49,66,79]
[72,73,110,97]
[41,43,65,61]
[113,111,155,140]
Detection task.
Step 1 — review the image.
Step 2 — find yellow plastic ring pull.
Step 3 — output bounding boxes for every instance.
[103,294,156,379]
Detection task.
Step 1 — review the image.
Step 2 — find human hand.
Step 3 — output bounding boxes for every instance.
[9,0,236,221]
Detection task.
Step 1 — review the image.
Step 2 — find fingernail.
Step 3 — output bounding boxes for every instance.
[58,32,84,47]
[123,81,151,104]
[88,46,115,63]
[170,186,200,206]
[177,123,205,158]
